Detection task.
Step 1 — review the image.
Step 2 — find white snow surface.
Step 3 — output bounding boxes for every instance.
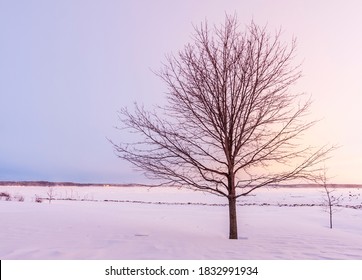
[1,185,362,260]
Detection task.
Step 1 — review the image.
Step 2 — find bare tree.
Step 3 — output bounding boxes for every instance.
[319,168,343,229]
[47,186,56,204]
[111,15,333,239]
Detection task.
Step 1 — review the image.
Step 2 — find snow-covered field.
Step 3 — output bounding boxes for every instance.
[1,185,362,260]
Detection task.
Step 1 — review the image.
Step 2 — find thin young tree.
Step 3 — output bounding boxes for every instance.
[47,186,56,204]
[319,168,342,229]
[111,15,333,239]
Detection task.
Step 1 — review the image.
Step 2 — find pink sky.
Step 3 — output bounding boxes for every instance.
[0,0,361,183]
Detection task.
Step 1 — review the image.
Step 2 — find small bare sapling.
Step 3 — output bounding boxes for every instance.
[320,169,343,229]
[47,187,56,204]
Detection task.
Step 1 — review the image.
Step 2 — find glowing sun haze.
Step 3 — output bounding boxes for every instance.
[0,0,361,184]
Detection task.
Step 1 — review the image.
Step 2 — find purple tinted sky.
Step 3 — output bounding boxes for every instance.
[1,0,362,184]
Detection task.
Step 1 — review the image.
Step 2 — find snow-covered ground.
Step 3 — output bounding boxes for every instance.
[1,185,362,259]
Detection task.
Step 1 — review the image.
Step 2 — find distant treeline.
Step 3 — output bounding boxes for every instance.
[0,181,361,188]
[0,181,134,187]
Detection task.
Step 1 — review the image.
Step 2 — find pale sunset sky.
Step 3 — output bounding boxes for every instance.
[0,0,361,184]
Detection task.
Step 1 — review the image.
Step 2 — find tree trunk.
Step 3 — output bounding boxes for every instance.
[227,170,238,239]
[228,196,238,239]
